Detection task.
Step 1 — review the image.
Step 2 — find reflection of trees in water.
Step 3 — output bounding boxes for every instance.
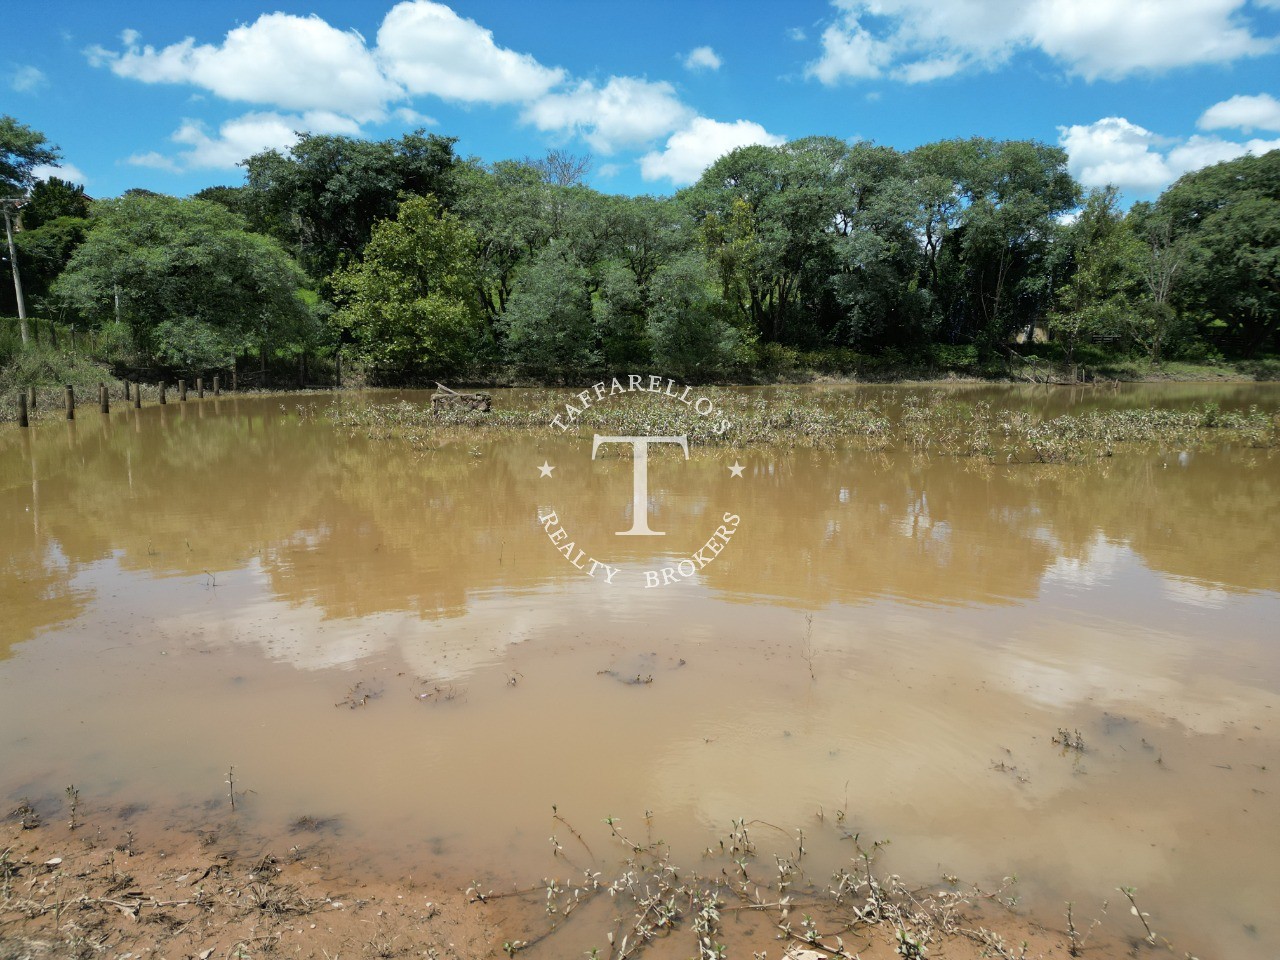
[0,400,1277,654]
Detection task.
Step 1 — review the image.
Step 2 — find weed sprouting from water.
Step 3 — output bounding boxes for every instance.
[1053,728,1087,753]
[1119,886,1157,944]
[801,613,816,682]
[466,810,1099,960]
[337,680,383,708]
[64,785,80,830]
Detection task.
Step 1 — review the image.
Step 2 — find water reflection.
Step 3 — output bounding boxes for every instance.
[2,388,1279,958]
[2,394,1277,656]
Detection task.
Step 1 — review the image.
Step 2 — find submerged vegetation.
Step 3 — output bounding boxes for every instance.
[329,389,1279,461]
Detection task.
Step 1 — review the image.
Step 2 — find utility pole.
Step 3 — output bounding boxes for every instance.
[2,199,29,345]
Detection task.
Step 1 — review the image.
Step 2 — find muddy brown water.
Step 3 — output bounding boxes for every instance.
[2,384,1279,957]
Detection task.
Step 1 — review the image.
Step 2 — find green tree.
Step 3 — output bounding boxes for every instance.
[685,139,845,345]
[15,214,91,315]
[452,159,557,331]
[244,130,457,280]
[910,139,1080,350]
[1156,150,1280,354]
[20,176,89,229]
[502,242,598,380]
[1,115,58,195]
[2,116,60,341]
[331,195,487,381]
[53,194,308,370]
[1049,188,1144,367]
[647,253,740,380]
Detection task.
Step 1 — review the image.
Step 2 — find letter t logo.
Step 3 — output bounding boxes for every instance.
[592,435,689,536]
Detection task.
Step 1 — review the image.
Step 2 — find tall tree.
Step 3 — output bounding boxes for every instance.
[21,176,89,229]
[685,139,844,345]
[1157,150,1280,355]
[331,195,487,381]
[1049,188,1144,367]
[1,115,60,342]
[502,242,598,380]
[53,194,309,370]
[244,130,457,281]
[911,138,1080,350]
[0,115,58,195]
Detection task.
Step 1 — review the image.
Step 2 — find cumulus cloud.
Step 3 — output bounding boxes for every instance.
[523,76,694,153]
[1198,92,1280,132]
[32,162,87,185]
[10,65,46,93]
[86,2,566,125]
[1058,115,1280,194]
[640,117,786,185]
[376,0,564,103]
[683,46,723,71]
[127,110,361,172]
[808,0,1277,85]
[88,15,401,123]
[88,2,779,175]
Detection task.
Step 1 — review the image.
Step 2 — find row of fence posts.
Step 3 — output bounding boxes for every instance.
[15,374,229,428]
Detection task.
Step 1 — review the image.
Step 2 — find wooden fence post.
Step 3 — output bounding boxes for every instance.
[99,383,109,414]
[179,379,187,401]
[197,376,205,398]
[65,385,75,420]
[159,382,167,405]
[124,380,131,401]
[213,375,221,396]
[134,383,141,409]
[17,393,28,428]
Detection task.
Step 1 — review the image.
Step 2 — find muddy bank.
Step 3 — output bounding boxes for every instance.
[2,799,1162,960]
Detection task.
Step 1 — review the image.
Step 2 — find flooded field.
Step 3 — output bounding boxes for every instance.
[2,384,1279,958]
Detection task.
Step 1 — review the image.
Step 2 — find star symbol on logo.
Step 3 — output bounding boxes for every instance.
[538,461,555,478]
[728,461,745,478]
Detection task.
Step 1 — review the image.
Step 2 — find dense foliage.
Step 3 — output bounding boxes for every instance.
[3,111,1278,385]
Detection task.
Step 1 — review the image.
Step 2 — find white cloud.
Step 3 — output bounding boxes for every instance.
[32,162,87,185]
[127,110,364,172]
[639,117,786,185]
[376,0,563,103]
[1059,115,1280,194]
[1058,117,1174,192]
[10,65,46,93]
[126,151,183,173]
[1198,92,1280,132]
[808,0,1277,85]
[393,106,439,126]
[809,19,894,82]
[683,46,723,71]
[523,76,694,153]
[90,15,400,123]
[788,27,809,42]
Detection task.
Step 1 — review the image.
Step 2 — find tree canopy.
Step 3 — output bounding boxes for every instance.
[53,194,309,370]
[4,109,1278,382]
[1,115,59,196]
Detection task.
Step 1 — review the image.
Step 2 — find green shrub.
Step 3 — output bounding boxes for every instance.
[0,343,115,396]
[930,344,979,370]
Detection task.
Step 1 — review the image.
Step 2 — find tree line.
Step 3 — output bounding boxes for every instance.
[3,113,1278,386]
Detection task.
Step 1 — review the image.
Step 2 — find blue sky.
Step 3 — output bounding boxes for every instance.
[4,0,1280,203]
